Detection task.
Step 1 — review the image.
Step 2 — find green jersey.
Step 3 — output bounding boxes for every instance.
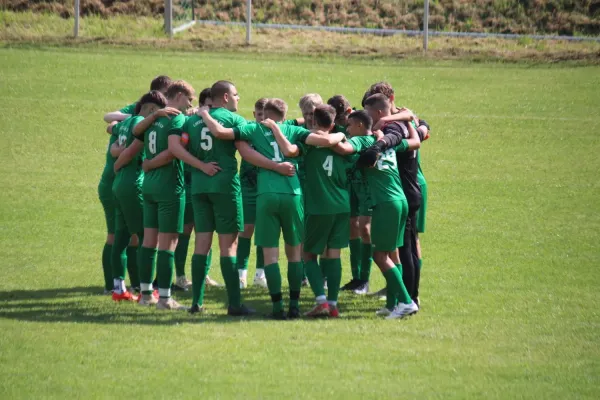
[142,113,186,198]
[100,134,118,184]
[234,123,310,195]
[112,116,144,195]
[120,102,136,115]
[301,144,352,215]
[185,107,247,195]
[349,135,409,206]
[283,119,305,183]
[416,150,426,186]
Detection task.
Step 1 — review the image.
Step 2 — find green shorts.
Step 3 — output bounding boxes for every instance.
[183,184,194,225]
[350,180,372,217]
[371,199,408,252]
[242,187,257,225]
[255,193,304,248]
[114,189,144,235]
[417,183,427,233]
[143,193,185,234]
[98,181,116,234]
[192,193,243,234]
[304,213,350,255]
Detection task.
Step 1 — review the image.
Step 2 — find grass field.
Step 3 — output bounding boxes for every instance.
[0,47,599,398]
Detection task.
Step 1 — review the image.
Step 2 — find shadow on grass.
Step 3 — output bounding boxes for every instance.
[0,286,380,325]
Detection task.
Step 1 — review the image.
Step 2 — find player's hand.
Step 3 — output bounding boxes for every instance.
[196,106,210,116]
[154,107,181,119]
[357,147,380,168]
[372,119,387,132]
[142,160,151,173]
[260,118,277,129]
[373,129,384,140]
[186,107,199,116]
[200,161,221,176]
[275,162,296,177]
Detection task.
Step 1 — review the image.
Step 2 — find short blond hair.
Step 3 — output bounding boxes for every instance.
[165,80,195,100]
[299,93,323,114]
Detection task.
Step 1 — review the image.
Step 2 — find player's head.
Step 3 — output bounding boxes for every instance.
[327,95,352,127]
[253,98,269,122]
[135,90,168,117]
[165,80,195,112]
[368,81,395,111]
[313,104,336,132]
[199,88,212,107]
[264,98,287,122]
[150,75,173,94]
[364,93,391,124]
[347,110,372,137]
[361,90,372,108]
[298,93,323,129]
[210,80,239,112]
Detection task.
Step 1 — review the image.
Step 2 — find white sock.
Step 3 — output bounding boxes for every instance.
[255,268,265,279]
[113,279,126,294]
[316,295,327,304]
[140,283,153,292]
[239,269,248,279]
[328,300,337,307]
[158,288,171,298]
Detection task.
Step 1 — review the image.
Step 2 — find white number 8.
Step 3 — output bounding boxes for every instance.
[148,131,157,155]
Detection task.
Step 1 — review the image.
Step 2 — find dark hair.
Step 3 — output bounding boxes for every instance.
[264,98,288,120]
[361,90,372,108]
[210,80,235,100]
[254,97,269,110]
[165,80,194,100]
[150,75,172,92]
[348,110,373,130]
[134,90,167,115]
[313,104,336,128]
[327,95,351,120]
[364,93,390,110]
[368,81,394,100]
[199,88,211,106]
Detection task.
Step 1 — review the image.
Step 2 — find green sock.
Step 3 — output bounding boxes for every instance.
[287,261,303,308]
[174,234,190,277]
[221,256,241,308]
[305,259,325,298]
[359,243,373,281]
[157,250,175,296]
[126,246,140,288]
[111,229,129,282]
[101,244,113,291]
[191,254,209,306]
[264,263,283,313]
[139,247,157,295]
[349,238,362,280]
[418,259,422,270]
[394,264,411,304]
[256,246,264,270]
[383,268,400,310]
[236,237,251,271]
[207,248,213,272]
[326,258,342,303]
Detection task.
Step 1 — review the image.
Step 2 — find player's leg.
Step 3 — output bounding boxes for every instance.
[323,213,350,317]
[255,193,285,319]
[155,195,186,311]
[415,182,427,304]
[280,194,305,319]
[371,201,416,318]
[173,188,194,291]
[111,201,135,301]
[237,223,254,289]
[213,193,253,316]
[341,186,361,291]
[303,214,331,317]
[98,182,116,294]
[139,194,159,306]
[355,214,373,295]
[189,193,215,314]
[398,206,417,303]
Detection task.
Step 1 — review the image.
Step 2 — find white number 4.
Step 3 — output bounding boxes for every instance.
[322,155,333,176]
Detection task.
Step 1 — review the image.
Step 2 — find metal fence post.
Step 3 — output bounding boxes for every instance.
[74,0,80,38]
[423,0,429,51]
[246,0,252,44]
[165,0,173,38]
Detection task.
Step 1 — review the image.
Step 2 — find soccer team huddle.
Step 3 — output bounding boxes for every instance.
[99,75,430,320]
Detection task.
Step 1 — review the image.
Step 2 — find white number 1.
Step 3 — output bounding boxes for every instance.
[270,142,282,162]
[322,155,333,176]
